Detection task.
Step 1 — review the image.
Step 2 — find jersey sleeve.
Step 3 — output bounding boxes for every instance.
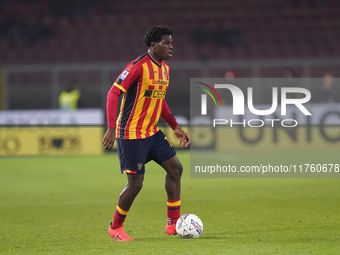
[161,100,179,130]
[113,63,143,93]
[106,85,123,128]
[106,63,143,128]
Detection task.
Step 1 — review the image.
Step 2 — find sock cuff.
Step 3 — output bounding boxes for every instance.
[167,199,181,207]
[116,204,129,216]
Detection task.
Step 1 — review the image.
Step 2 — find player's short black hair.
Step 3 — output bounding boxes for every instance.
[143,25,173,47]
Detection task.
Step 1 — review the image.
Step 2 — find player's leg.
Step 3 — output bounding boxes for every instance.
[108,137,149,241]
[108,174,144,241]
[112,174,144,229]
[118,174,144,210]
[147,131,182,235]
[162,155,183,235]
[162,155,183,200]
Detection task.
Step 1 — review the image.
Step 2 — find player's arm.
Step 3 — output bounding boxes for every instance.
[103,85,122,151]
[161,100,190,148]
[103,63,142,151]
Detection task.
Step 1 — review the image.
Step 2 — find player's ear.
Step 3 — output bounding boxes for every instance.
[150,41,157,49]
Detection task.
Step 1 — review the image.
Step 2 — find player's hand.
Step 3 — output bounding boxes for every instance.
[173,126,190,148]
[103,128,116,151]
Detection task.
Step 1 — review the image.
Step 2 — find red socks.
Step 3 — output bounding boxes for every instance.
[111,204,129,229]
[167,199,181,225]
[111,200,181,229]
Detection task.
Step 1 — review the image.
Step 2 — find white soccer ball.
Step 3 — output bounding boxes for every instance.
[176,213,203,239]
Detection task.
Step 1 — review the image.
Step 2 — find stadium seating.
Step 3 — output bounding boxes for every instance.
[0,0,339,68]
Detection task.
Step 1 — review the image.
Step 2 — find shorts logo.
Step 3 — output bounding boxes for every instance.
[119,70,129,81]
[137,163,143,170]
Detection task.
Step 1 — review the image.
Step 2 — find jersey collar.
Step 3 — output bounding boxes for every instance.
[147,52,163,67]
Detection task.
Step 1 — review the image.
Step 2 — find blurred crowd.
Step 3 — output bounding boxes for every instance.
[0,0,115,47]
[0,15,54,47]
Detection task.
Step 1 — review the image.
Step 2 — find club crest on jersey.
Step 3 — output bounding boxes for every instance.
[120,70,129,80]
[137,163,143,170]
[164,71,168,79]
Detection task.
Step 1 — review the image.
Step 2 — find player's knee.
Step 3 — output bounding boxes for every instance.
[171,162,183,179]
[162,157,183,179]
[177,163,183,177]
[130,180,143,196]
[176,161,183,173]
[126,174,144,195]
[135,181,143,193]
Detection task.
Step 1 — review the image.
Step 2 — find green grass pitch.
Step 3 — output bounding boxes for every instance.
[1,151,339,254]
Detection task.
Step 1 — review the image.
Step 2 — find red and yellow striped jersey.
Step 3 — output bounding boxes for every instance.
[112,52,171,139]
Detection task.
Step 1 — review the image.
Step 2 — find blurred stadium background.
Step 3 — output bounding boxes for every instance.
[1,3,340,254]
[1,0,340,156]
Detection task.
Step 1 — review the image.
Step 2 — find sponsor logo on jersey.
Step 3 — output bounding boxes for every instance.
[152,80,168,85]
[144,89,167,99]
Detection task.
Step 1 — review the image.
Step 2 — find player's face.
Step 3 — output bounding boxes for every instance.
[152,35,173,61]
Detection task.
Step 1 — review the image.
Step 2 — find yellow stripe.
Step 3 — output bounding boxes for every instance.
[148,126,159,137]
[153,61,160,81]
[116,205,129,215]
[145,63,168,137]
[115,94,126,138]
[162,64,169,81]
[147,100,162,138]
[141,65,158,138]
[127,63,149,138]
[167,200,181,207]
[114,83,126,92]
[123,79,143,139]
[163,63,169,80]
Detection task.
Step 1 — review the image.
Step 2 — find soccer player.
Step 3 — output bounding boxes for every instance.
[102,25,190,241]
